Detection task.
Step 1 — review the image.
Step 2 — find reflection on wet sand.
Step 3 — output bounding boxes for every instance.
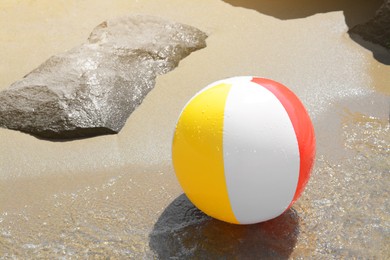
[149,194,299,259]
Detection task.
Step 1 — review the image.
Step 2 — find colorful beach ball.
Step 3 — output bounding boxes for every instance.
[172,76,315,224]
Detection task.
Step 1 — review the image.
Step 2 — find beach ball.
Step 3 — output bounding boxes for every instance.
[172,76,315,224]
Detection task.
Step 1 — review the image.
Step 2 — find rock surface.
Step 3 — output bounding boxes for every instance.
[0,15,207,139]
[349,0,390,49]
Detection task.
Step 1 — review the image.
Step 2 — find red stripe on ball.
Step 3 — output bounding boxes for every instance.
[251,77,316,208]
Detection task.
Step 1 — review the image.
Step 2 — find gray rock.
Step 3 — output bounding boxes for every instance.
[0,15,207,139]
[349,0,390,50]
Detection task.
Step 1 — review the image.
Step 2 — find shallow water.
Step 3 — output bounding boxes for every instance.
[0,0,389,258]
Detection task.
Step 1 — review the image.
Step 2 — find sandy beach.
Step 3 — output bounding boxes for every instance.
[0,0,389,258]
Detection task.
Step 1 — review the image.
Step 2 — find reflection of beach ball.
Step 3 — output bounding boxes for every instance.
[172,76,315,224]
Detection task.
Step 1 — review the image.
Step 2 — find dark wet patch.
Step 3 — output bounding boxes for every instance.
[223,0,389,64]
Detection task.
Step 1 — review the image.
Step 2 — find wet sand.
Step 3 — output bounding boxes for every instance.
[0,0,389,258]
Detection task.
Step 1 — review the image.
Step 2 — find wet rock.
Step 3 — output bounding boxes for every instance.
[0,15,207,139]
[349,0,390,50]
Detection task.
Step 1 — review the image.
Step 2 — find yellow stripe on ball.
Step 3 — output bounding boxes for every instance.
[172,83,238,224]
